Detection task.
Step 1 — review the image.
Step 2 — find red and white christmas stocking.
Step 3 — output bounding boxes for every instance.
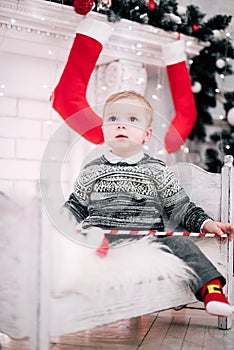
[52,18,112,144]
[162,40,197,153]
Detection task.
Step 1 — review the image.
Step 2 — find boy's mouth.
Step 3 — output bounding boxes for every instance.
[115,134,128,139]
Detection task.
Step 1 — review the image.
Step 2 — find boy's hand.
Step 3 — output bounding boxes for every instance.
[202,221,234,243]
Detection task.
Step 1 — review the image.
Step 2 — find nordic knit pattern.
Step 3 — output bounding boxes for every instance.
[65,154,211,232]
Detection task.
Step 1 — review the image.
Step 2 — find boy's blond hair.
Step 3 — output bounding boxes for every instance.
[103,91,153,126]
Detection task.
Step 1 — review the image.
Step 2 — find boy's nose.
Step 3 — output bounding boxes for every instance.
[117,124,126,129]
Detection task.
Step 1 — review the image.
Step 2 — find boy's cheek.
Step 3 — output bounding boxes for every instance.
[102,124,113,132]
[101,125,110,137]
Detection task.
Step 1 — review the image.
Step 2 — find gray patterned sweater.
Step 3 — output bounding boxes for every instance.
[64,153,211,232]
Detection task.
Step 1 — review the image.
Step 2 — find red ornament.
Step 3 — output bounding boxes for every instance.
[74,0,94,16]
[148,0,157,11]
[192,24,200,32]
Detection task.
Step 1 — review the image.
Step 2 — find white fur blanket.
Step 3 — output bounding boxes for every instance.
[52,229,224,296]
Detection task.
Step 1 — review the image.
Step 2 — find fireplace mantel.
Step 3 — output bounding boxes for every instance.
[0,0,207,66]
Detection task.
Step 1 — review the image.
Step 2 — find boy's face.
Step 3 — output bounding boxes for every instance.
[102,98,152,157]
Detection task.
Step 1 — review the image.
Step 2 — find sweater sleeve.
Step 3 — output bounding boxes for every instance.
[64,169,91,223]
[156,167,212,232]
[64,192,89,223]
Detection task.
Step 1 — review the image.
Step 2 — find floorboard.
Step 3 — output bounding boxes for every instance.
[1,303,234,350]
[50,315,156,350]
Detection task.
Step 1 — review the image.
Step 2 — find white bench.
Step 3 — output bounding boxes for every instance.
[0,155,233,350]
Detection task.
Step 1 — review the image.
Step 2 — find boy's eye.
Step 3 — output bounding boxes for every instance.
[108,116,117,122]
[129,116,137,122]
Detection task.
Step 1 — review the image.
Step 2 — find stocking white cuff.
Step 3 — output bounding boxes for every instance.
[162,40,186,65]
[76,18,112,46]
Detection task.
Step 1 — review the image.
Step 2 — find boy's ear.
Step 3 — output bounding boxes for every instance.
[145,127,153,142]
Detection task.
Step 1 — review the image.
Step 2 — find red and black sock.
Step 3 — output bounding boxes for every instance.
[199,279,234,316]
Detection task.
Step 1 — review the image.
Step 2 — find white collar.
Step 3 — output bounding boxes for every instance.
[104,150,145,164]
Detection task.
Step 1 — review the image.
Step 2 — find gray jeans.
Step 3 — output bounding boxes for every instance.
[159,236,225,300]
[106,235,226,301]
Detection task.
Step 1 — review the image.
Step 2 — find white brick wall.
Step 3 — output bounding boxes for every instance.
[18,99,51,120]
[0,138,15,158]
[16,139,48,160]
[0,97,17,116]
[0,31,97,203]
[0,116,42,139]
[0,86,70,200]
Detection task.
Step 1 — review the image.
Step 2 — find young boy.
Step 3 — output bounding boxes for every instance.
[64,90,234,317]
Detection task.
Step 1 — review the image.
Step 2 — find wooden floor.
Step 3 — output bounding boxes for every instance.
[1,307,234,350]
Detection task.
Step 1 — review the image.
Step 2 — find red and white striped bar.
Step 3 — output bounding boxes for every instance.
[75,228,227,238]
